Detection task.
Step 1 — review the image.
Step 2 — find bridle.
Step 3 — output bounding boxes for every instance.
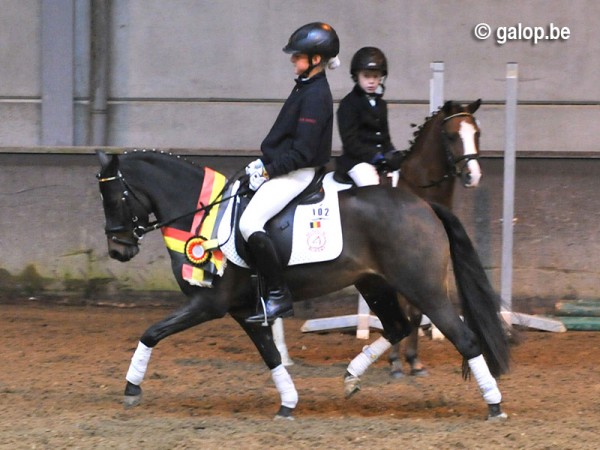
[97,171,152,247]
[418,111,480,188]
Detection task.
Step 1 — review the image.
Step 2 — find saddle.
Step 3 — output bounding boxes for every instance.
[217,169,349,269]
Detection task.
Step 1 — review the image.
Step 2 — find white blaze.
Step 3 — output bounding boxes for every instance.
[458,121,482,187]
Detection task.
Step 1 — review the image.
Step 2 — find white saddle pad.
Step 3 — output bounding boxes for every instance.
[217,172,351,268]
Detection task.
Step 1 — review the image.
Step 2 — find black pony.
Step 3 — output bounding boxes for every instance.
[96,149,509,420]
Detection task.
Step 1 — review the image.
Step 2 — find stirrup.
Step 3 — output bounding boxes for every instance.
[245,297,294,325]
[248,296,271,327]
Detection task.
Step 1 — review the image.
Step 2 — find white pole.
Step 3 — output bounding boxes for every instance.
[428,61,445,340]
[501,63,518,310]
[499,62,565,332]
[272,318,293,366]
[430,61,444,113]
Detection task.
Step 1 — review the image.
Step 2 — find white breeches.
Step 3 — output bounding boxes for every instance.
[348,162,380,187]
[239,167,316,241]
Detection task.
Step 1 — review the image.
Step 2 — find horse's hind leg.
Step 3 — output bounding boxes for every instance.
[419,302,506,420]
[232,315,298,420]
[344,276,412,398]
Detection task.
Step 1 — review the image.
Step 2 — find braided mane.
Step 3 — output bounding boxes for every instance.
[406,105,447,154]
[123,148,201,169]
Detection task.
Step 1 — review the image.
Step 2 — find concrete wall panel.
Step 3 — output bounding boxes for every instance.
[0,0,41,96]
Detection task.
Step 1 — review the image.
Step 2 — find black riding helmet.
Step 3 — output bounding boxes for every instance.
[283,22,340,78]
[350,47,388,82]
[283,22,340,58]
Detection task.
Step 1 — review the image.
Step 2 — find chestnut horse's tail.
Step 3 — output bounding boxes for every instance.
[429,202,510,378]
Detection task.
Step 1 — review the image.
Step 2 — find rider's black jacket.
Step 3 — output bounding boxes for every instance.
[260,71,333,178]
[335,83,396,175]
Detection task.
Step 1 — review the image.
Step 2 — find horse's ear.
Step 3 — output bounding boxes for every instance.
[97,149,110,168]
[442,100,454,114]
[468,99,482,114]
[96,149,118,171]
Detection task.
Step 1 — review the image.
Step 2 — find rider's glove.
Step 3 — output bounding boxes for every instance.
[249,172,268,191]
[370,152,385,165]
[383,150,407,171]
[245,158,265,177]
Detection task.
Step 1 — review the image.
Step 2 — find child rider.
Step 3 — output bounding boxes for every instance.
[240,22,340,323]
[335,47,404,186]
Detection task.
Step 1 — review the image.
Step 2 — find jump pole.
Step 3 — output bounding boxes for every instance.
[300,62,446,337]
[500,62,565,332]
[271,317,293,366]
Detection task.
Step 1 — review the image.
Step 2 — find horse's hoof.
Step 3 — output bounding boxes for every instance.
[488,412,508,422]
[390,369,405,379]
[123,394,142,408]
[274,405,295,421]
[344,375,361,399]
[123,382,142,408]
[410,367,429,377]
[487,403,508,421]
[389,360,405,379]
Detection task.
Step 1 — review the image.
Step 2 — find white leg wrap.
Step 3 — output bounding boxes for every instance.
[347,336,392,377]
[125,341,153,386]
[468,354,502,404]
[271,364,298,409]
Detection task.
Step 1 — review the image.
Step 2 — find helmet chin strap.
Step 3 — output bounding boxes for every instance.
[298,54,316,79]
[298,55,338,80]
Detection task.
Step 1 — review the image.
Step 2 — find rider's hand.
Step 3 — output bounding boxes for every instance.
[249,172,267,191]
[383,150,406,171]
[245,158,265,176]
[370,152,385,165]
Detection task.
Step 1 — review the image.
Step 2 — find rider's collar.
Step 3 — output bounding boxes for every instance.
[295,71,326,86]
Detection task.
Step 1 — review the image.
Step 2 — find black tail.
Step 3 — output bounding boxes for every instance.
[429,202,510,378]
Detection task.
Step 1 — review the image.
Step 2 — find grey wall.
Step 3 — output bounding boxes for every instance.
[0,1,598,152]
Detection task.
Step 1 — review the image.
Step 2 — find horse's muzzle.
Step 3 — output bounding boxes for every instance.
[107,236,140,262]
[463,160,482,188]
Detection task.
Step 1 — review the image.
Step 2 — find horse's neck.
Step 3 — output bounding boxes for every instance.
[123,154,206,223]
[402,117,455,208]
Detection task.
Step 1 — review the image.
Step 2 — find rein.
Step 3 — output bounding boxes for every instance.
[98,169,248,245]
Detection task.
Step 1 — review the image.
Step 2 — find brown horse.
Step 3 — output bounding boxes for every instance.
[342,100,483,388]
[96,148,508,420]
[389,99,483,378]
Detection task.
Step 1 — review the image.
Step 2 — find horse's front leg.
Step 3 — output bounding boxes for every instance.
[403,305,428,376]
[387,297,428,378]
[124,294,228,407]
[388,299,428,378]
[233,314,298,420]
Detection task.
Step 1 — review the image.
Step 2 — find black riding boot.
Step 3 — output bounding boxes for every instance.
[245,231,293,323]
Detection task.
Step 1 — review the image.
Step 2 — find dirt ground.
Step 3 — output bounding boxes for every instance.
[1,301,599,450]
